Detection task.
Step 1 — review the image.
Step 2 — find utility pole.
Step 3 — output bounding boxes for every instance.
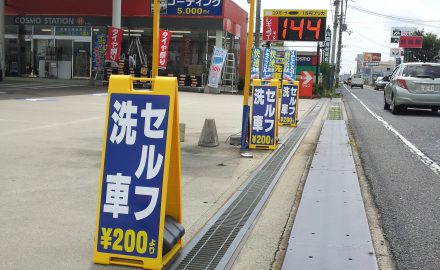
[254,0,261,47]
[335,0,344,86]
[330,0,340,66]
[112,0,121,28]
[0,0,4,80]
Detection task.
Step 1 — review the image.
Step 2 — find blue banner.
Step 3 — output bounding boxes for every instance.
[251,48,261,80]
[152,0,222,16]
[262,48,277,80]
[93,33,107,71]
[97,93,170,258]
[279,84,298,126]
[283,50,297,81]
[250,86,277,146]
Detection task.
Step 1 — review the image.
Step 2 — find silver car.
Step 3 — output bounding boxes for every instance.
[384,62,440,114]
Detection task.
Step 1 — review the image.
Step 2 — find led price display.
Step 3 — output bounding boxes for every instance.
[263,9,327,42]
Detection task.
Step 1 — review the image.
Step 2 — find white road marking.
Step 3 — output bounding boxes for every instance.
[344,85,440,177]
[0,116,104,136]
[91,93,108,96]
[24,98,52,101]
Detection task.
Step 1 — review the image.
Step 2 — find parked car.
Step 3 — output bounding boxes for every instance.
[351,74,363,88]
[374,76,389,90]
[384,62,440,114]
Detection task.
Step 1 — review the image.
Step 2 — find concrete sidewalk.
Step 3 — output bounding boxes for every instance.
[0,87,320,270]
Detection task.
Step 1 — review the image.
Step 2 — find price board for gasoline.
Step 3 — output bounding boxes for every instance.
[263,9,327,42]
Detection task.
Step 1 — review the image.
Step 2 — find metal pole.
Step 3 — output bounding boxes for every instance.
[335,0,344,86]
[330,0,339,66]
[240,0,256,149]
[316,43,320,85]
[0,0,5,80]
[254,0,261,47]
[152,0,160,77]
[112,0,121,28]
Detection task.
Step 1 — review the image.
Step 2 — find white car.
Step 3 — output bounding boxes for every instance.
[351,74,363,88]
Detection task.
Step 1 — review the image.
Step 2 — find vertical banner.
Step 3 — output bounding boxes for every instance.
[207,47,228,88]
[249,85,278,149]
[262,48,277,80]
[274,58,284,81]
[279,82,299,127]
[283,50,297,81]
[159,30,172,69]
[93,33,107,71]
[251,48,262,80]
[179,38,192,73]
[105,26,123,63]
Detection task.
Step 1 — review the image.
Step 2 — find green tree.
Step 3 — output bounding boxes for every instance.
[410,30,440,62]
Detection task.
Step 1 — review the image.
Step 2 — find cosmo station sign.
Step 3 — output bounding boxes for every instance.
[13,16,90,26]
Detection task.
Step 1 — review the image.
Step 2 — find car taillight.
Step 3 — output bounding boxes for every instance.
[397,79,408,89]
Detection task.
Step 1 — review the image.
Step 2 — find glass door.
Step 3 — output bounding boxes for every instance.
[73,41,91,78]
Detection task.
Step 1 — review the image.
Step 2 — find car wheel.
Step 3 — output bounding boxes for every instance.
[433,108,439,113]
[361,85,363,89]
[350,85,353,88]
[374,86,377,90]
[384,95,390,110]
[390,95,400,114]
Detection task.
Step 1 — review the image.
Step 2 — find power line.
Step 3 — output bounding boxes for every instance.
[347,4,440,29]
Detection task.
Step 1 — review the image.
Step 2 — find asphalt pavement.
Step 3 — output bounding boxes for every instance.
[341,84,440,270]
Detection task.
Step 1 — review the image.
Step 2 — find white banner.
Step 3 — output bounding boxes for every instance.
[207,47,228,88]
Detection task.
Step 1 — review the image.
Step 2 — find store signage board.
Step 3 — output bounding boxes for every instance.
[390,48,401,57]
[399,36,423,48]
[55,26,91,36]
[249,85,278,149]
[94,76,183,269]
[390,27,417,43]
[151,0,223,16]
[363,52,381,62]
[262,9,327,42]
[279,82,299,127]
[96,92,170,258]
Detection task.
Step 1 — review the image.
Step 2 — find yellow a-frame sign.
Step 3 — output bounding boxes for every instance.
[93,75,183,269]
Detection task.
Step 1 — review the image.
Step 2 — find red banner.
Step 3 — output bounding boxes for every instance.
[262,16,279,41]
[158,30,172,70]
[399,36,423,48]
[105,26,123,62]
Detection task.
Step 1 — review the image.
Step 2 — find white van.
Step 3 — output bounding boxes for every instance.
[351,74,363,88]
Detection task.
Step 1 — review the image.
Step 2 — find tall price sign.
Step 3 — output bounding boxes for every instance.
[263,9,327,42]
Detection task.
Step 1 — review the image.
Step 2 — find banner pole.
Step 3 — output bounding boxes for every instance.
[240,0,256,149]
[152,0,160,77]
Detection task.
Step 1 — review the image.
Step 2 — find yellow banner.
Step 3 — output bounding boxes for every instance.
[264,9,327,18]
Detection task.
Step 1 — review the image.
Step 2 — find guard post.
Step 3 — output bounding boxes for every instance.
[279,80,300,127]
[249,79,279,150]
[93,75,184,269]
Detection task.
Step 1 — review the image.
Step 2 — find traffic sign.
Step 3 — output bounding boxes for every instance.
[390,48,401,57]
[300,71,313,97]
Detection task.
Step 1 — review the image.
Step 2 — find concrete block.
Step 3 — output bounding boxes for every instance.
[229,134,241,146]
[198,119,219,147]
[179,123,186,142]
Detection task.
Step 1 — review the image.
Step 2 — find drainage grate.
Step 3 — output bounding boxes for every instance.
[169,100,326,270]
[327,98,343,120]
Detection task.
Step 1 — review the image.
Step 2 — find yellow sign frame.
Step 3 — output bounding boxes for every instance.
[249,79,279,150]
[93,75,182,269]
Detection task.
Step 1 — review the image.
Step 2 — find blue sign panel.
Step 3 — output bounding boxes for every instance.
[251,48,261,80]
[152,0,222,16]
[279,84,298,126]
[250,86,277,146]
[97,93,170,259]
[283,50,297,81]
[92,33,107,71]
[262,48,277,80]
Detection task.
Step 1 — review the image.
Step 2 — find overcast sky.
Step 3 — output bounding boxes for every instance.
[233,0,440,74]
